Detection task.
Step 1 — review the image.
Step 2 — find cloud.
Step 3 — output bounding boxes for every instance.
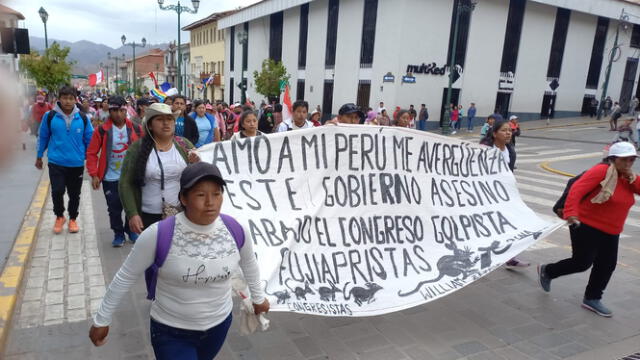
[6,0,260,48]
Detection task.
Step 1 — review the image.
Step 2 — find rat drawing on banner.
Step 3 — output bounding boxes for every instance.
[398,240,480,297]
[285,279,315,300]
[263,281,291,304]
[477,241,512,269]
[317,280,342,302]
[343,282,383,306]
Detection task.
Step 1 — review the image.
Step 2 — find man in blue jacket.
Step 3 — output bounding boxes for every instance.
[35,85,94,234]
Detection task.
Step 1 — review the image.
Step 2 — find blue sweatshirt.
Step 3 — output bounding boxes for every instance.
[37,103,94,167]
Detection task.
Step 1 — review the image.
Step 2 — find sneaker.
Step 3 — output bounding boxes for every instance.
[127,231,139,244]
[582,298,613,317]
[451,131,457,135]
[112,234,125,248]
[68,219,79,233]
[505,258,531,269]
[53,217,66,234]
[537,264,551,292]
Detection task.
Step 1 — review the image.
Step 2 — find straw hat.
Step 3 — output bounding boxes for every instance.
[143,103,181,124]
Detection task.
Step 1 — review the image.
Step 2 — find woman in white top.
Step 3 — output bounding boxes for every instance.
[480,120,530,269]
[118,103,198,234]
[90,162,269,359]
[231,110,263,140]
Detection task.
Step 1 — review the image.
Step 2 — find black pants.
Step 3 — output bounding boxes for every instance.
[141,212,163,231]
[48,163,84,219]
[545,223,619,300]
[102,180,129,236]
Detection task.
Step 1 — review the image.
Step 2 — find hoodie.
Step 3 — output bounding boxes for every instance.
[37,103,94,167]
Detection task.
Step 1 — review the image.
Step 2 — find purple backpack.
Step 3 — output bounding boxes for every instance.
[144,213,245,300]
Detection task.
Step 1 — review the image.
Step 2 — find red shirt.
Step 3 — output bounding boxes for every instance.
[32,103,52,123]
[564,163,640,235]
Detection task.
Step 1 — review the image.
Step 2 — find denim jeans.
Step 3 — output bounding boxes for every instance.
[417,120,427,131]
[150,314,233,360]
[467,116,475,130]
[102,180,129,236]
[48,163,84,219]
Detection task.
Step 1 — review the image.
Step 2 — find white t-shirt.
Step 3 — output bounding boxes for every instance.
[277,120,312,132]
[141,144,187,214]
[94,212,265,330]
[494,145,510,168]
[104,125,128,181]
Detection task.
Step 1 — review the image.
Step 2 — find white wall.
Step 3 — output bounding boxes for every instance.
[555,11,596,112]
[332,0,363,110]
[282,8,301,100]
[305,0,329,109]
[460,0,509,117]
[246,18,270,103]
[510,1,556,115]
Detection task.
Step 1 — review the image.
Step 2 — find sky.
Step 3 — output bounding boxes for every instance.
[6,0,260,48]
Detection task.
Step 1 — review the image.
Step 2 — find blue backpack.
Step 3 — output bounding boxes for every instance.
[144,214,245,300]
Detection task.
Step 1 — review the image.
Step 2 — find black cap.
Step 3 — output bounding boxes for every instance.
[137,98,151,107]
[180,162,227,192]
[339,103,364,117]
[108,96,126,108]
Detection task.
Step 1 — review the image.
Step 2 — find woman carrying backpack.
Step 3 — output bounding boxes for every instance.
[538,141,640,317]
[90,162,269,359]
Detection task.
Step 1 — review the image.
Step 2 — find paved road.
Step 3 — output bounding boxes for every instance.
[0,133,41,269]
[4,119,640,359]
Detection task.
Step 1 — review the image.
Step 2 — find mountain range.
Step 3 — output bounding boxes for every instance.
[28,36,169,75]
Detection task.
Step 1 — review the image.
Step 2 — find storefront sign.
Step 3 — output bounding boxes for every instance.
[198,126,562,317]
[498,71,514,91]
[406,62,447,76]
[402,75,416,84]
[383,73,395,83]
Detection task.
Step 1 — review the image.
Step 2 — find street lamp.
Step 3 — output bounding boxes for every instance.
[108,52,126,93]
[100,62,109,91]
[597,10,630,120]
[121,35,146,94]
[237,30,248,105]
[38,7,49,50]
[158,0,199,95]
[443,0,476,135]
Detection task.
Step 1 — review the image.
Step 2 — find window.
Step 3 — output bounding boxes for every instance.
[229,78,234,104]
[325,0,339,69]
[211,62,215,74]
[586,17,609,89]
[499,0,526,73]
[297,79,305,101]
[547,8,571,78]
[269,12,284,62]
[242,22,249,71]
[357,80,371,109]
[446,0,473,71]
[211,29,214,43]
[230,26,235,71]
[298,4,309,69]
[632,24,640,48]
[322,80,334,120]
[360,0,378,67]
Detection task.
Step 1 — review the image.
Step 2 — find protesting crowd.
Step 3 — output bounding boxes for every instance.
[26,83,640,359]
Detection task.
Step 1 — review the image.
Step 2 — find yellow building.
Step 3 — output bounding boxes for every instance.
[183,10,236,102]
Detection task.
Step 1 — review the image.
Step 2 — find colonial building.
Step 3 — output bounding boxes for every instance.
[218,0,640,126]
[163,42,191,95]
[124,48,165,92]
[183,10,236,102]
[0,4,25,73]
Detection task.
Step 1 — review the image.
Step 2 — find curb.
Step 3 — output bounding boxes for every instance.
[522,120,602,131]
[540,161,576,177]
[0,172,49,352]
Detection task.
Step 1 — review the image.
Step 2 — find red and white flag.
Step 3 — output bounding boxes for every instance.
[88,70,104,87]
[281,85,293,122]
[148,72,159,88]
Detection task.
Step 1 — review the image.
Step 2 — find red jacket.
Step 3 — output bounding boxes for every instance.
[564,163,640,235]
[32,103,52,124]
[86,118,142,181]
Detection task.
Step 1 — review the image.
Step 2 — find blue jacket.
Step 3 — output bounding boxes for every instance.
[37,104,94,167]
[188,111,217,147]
[468,107,477,118]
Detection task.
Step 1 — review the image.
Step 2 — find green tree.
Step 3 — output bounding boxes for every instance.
[253,59,290,100]
[20,42,74,94]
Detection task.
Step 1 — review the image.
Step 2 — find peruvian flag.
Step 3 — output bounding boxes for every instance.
[148,72,159,88]
[88,70,104,87]
[281,85,293,123]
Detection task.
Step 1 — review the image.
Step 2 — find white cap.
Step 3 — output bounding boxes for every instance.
[96,97,103,102]
[509,115,518,121]
[608,141,638,158]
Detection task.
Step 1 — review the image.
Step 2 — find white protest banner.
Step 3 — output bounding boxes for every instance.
[198,125,562,316]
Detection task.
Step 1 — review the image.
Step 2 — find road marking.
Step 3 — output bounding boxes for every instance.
[518,152,603,164]
[518,149,580,157]
[516,168,569,180]
[0,173,49,351]
[515,175,566,188]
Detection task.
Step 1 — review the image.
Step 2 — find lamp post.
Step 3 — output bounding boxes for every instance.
[38,7,49,50]
[108,52,126,94]
[157,0,199,95]
[237,30,248,105]
[100,62,109,91]
[597,10,630,120]
[443,0,476,135]
[183,53,189,98]
[121,35,146,94]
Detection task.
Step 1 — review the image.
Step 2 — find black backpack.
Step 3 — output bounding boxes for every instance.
[46,110,88,132]
[97,122,142,139]
[552,172,585,218]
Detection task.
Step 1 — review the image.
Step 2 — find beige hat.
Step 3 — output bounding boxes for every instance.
[143,103,181,124]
